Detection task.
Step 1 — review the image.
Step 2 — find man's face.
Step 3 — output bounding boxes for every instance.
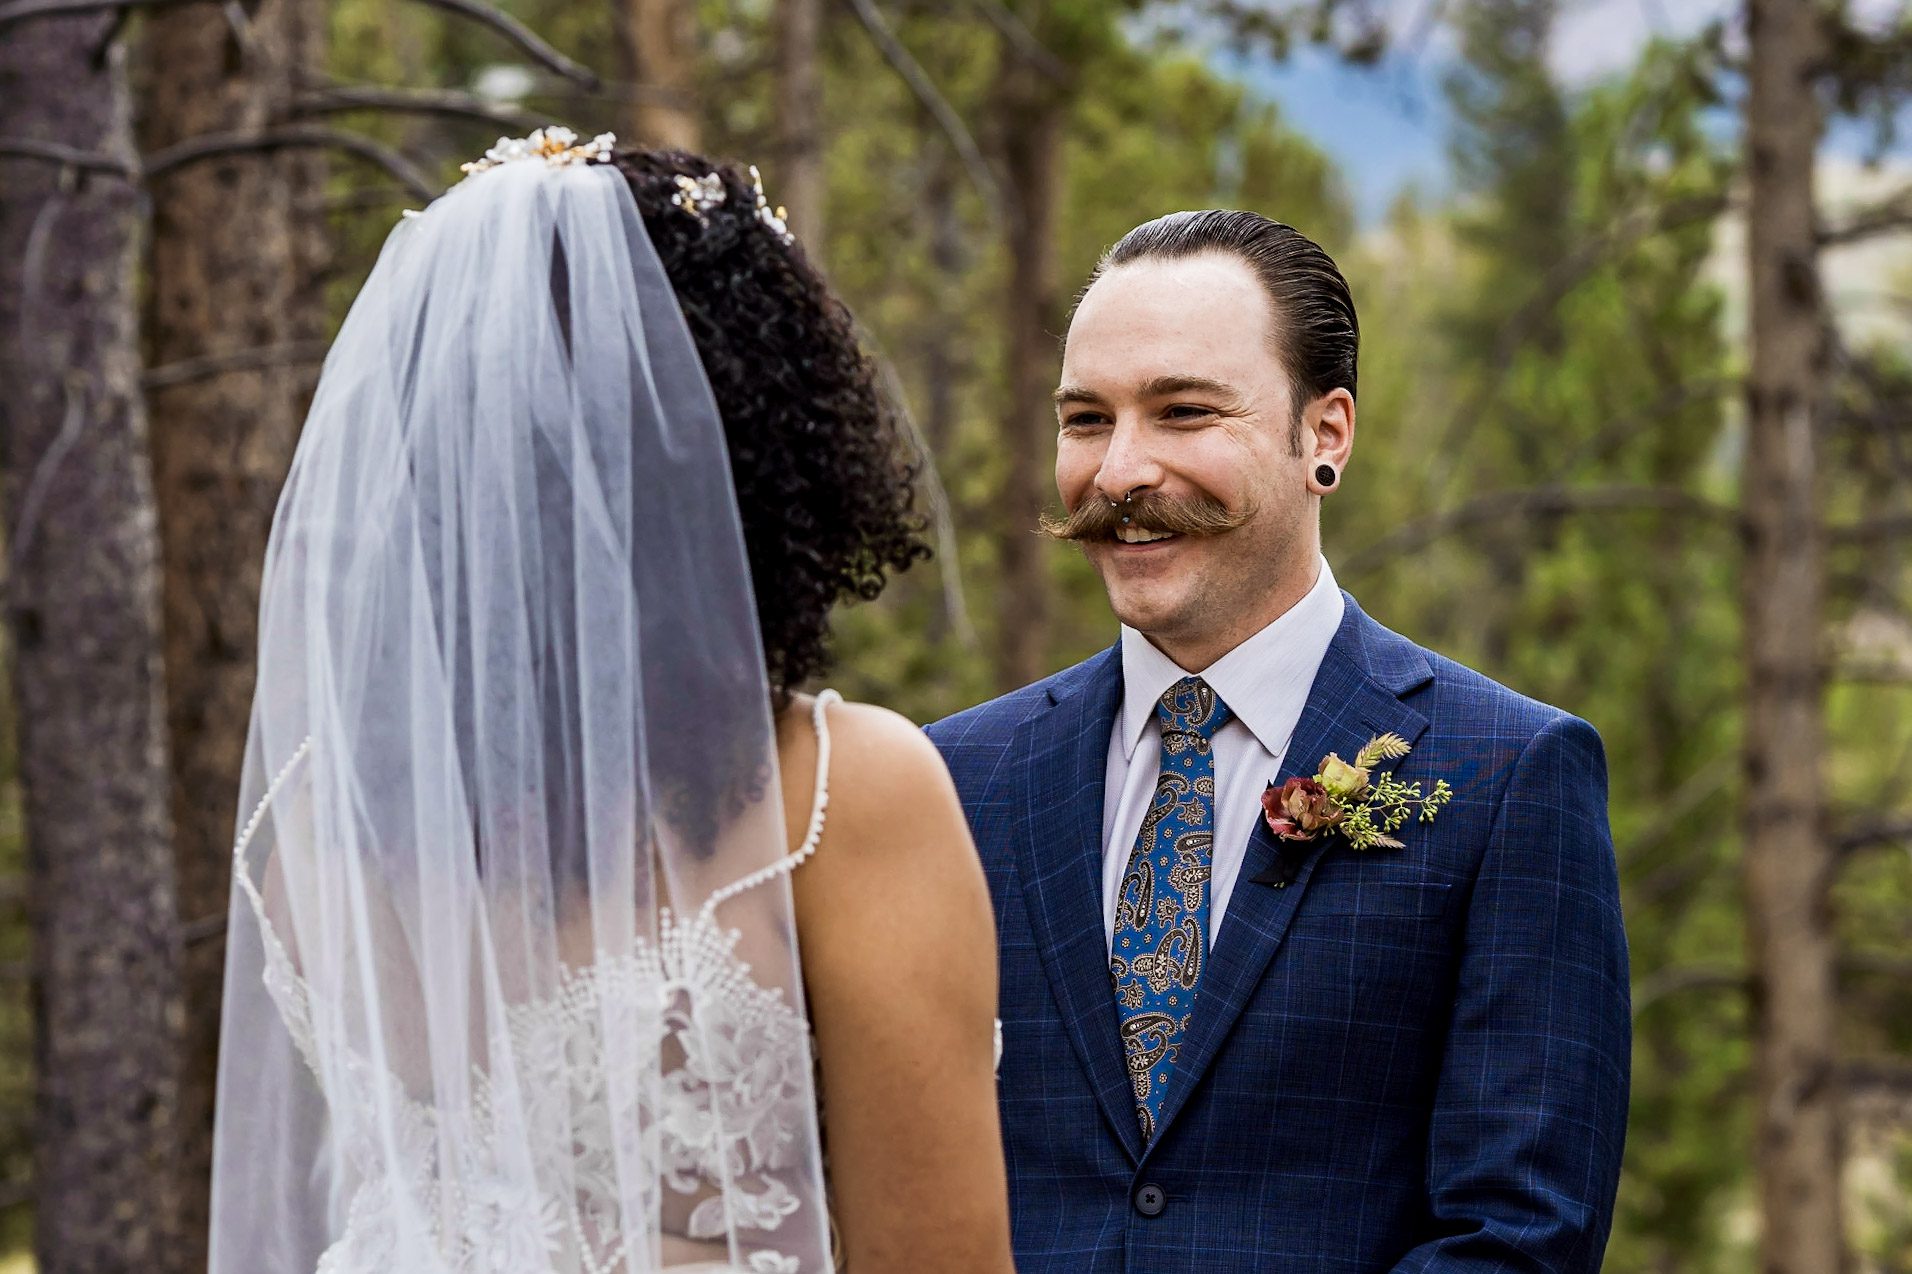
[1053,252,1344,664]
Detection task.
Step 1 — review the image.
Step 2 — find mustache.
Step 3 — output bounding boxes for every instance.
[1038,491,1252,542]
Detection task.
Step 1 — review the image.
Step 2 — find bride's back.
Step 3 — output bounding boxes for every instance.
[213,141,1010,1274]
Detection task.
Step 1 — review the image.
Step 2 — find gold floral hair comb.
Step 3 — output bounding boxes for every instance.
[668,164,795,245]
[459,126,617,176]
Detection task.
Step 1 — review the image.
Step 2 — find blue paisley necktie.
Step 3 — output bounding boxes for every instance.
[1110,675,1231,1142]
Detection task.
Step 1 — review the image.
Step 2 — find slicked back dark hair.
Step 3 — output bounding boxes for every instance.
[1087,211,1358,446]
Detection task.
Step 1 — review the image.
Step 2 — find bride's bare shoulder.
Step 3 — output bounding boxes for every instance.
[779,693,971,866]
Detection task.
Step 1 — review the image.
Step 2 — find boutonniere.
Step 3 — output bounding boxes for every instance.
[1255,733,1453,887]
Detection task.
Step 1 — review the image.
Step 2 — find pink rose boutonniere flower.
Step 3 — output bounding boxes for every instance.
[1256,733,1454,887]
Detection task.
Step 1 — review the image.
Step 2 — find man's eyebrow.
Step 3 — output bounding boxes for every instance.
[1136,374,1242,401]
[1053,375,1245,407]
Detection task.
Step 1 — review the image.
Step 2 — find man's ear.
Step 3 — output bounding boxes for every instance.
[1307,389,1355,470]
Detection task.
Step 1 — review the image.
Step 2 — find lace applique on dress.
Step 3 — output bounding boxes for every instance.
[234,692,844,1274]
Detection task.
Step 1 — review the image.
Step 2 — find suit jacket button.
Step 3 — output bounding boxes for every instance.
[1134,1184,1166,1217]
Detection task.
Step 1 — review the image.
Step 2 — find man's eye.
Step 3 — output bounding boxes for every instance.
[1166,405,1215,420]
[1062,412,1110,428]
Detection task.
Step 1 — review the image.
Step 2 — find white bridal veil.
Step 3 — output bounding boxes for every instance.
[210,139,832,1273]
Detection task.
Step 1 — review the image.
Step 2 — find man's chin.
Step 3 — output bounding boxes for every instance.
[1103,586,1201,642]
[1090,542,1201,624]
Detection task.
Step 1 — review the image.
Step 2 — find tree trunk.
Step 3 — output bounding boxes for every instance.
[774,0,825,252]
[136,0,327,1261]
[616,0,700,150]
[991,57,1063,692]
[0,15,185,1272]
[1742,1,1843,1270]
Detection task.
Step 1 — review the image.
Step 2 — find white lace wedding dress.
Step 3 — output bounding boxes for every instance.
[232,692,854,1274]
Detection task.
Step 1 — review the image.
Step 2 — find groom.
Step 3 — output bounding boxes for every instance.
[928,211,1629,1271]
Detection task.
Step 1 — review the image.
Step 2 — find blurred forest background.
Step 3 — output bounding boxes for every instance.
[1,0,1911,1270]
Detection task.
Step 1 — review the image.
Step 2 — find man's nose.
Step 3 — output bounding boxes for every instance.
[1094,417,1166,503]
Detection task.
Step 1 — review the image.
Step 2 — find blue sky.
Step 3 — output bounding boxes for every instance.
[1225,0,1912,226]
[1235,50,1453,224]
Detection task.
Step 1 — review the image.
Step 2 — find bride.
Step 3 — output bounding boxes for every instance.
[208,130,1013,1274]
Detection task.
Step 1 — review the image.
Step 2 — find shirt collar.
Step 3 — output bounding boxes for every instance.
[1117,556,1346,762]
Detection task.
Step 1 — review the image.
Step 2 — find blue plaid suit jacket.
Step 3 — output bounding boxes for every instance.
[927,594,1629,1273]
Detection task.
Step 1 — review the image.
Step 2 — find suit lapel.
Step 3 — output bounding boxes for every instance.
[1010,645,1146,1163]
[1147,600,1432,1145]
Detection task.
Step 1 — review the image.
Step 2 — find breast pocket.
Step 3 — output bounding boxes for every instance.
[1249,878,1458,1099]
[1283,879,1456,1012]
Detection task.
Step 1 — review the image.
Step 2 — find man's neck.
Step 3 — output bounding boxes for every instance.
[1144,556,1324,674]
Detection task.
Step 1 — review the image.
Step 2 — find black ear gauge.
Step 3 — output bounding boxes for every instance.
[1314,464,1338,489]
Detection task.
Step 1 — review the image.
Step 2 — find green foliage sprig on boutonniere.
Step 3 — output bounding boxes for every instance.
[1257,733,1454,885]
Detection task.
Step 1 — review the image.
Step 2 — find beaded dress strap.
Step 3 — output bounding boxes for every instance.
[233,739,314,871]
[236,693,841,918]
[699,689,841,915]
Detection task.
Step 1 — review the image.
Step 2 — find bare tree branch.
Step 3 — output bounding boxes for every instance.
[965,0,1068,79]
[181,914,227,947]
[1341,484,1738,577]
[1841,951,1912,982]
[1838,813,1912,854]
[0,136,136,176]
[0,0,175,32]
[1619,753,1736,870]
[1844,1057,1912,1101]
[1834,662,1912,685]
[1632,964,1745,1017]
[411,0,599,90]
[1425,192,1734,493]
[219,0,262,64]
[845,0,1005,225]
[8,375,90,581]
[296,83,542,133]
[18,170,69,329]
[0,0,598,90]
[0,180,74,615]
[1506,193,1733,343]
[7,121,460,207]
[1540,376,1736,483]
[1633,956,1912,1019]
[1833,512,1912,546]
[324,186,414,215]
[144,125,438,202]
[583,78,705,109]
[1503,191,1733,340]
[143,340,333,392]
[1820,184,1912,246]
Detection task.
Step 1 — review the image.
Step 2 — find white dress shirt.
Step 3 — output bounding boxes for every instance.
[1101,557,1345,953]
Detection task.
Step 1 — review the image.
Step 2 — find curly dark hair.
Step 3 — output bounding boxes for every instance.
[610,149,930,704]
